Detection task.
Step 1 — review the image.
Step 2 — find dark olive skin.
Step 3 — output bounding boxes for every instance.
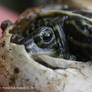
[63,16,92,61]
[9,10,92,61]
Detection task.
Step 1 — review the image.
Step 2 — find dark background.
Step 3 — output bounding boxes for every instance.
[0,0,62,13]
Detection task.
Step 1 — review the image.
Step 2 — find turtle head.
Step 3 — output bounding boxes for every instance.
[10,14,69,58]
[10,10,75,60]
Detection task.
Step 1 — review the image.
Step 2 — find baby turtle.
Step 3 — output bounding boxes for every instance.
[6,9,92,61]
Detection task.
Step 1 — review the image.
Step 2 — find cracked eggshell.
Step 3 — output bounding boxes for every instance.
[0,9,92,92]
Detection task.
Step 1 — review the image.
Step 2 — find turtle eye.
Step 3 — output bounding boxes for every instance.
[34,27,56,48]
[40,27,53,43]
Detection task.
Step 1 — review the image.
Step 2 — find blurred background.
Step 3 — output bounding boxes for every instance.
[0,0,63,13]
[0,0,92,14]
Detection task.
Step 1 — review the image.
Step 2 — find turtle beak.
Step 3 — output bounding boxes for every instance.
[24,39,56,56]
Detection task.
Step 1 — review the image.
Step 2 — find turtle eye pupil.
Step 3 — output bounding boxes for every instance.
[42,31,52,42]
[40,27,53,43]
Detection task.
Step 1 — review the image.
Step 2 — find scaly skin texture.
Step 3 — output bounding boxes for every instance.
[10,8,92,61]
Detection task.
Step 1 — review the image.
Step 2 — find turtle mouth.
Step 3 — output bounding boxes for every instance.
[24,40,58,69]
[33,55,67,70]
[24,38,56,56]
